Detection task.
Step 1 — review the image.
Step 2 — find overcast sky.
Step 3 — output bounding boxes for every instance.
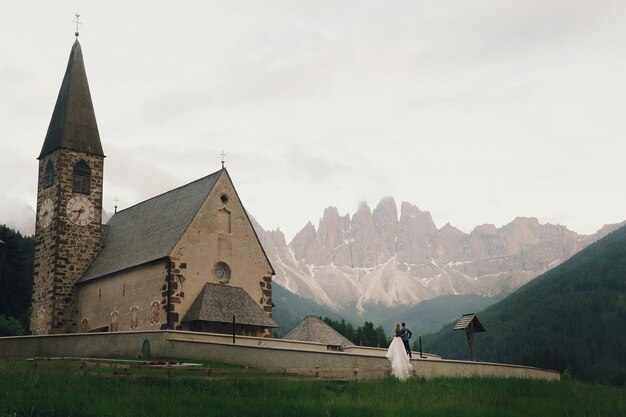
[2,1,626,239]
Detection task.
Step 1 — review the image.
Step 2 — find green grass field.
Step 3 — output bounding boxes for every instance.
[0,360,624,417]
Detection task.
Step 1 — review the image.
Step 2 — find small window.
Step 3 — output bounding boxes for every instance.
[43,160,54,188]
[220,194,229,204]
[73,160,91,194]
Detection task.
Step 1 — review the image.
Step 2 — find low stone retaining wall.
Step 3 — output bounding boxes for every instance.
[0,331,559,381]
[343,345,441,359]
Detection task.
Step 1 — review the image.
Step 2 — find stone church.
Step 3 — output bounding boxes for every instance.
[31,37,277,337]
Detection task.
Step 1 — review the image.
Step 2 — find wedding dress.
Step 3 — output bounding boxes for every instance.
[386,336,414,380]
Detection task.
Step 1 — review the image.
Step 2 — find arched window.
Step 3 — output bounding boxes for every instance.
[72,160,91,194]
[43,160,54,188]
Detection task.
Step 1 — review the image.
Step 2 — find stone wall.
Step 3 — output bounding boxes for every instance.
[77,262,166,332]
[32,149,104,334]
[343,345,441,359]
[0,331,560,382]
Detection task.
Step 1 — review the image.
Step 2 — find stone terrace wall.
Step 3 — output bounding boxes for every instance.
[0,331,559,381]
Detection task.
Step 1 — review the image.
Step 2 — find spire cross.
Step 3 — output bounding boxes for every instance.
[220,151,226,169]
[73,12,82,37]
[114,197,119,213]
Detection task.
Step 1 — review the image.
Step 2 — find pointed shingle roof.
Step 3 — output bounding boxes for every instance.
[283,316,354,348]
[453,313,486,333]
[183,283,278,328]
[39,39,104,159]
[78,170,223,282]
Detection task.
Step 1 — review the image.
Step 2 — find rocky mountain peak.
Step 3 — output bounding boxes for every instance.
[302,206,346,265]
[439,222,458,232]
[290,221,316,261]
[253,197,623,313]
[471,223,499,235]
[347,202,390,267]
[500,217,547,255]
[468,224,505,258]
[396,202,438,264]
[373,196,398,255]
[435,222,467,262]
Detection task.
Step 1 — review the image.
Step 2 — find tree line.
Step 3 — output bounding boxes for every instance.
[0,225,34,336]
[321,317,390,348]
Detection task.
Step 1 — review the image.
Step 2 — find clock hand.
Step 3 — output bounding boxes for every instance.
[72,208,83,220]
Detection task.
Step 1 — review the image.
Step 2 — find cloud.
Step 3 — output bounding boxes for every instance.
[3,0,626,241]
[141,90,213,124]
[0,200,35,236]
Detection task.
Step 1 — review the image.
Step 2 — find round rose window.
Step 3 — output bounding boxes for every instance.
[212,262,231,284]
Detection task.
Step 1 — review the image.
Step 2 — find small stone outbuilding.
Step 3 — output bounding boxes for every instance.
[284,316,354,351]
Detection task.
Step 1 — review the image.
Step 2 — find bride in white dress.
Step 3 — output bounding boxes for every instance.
[386,323,414,380]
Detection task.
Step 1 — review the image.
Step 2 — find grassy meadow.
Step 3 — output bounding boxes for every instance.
[0,360,624,417]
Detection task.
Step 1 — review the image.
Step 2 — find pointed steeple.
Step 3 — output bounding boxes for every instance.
[39,39,104,159]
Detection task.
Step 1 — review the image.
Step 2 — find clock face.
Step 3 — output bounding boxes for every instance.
[38,198,54,229]
[66,195,95,226]
[212,262,231,284]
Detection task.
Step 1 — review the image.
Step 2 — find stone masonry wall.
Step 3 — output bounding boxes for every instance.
[77,262,166,332]
[31,149,104,334]
[164,257,185,329]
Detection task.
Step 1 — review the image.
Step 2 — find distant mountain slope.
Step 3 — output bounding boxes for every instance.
[369,292,508,336]
[271,283,346,336]
[425,224,626,385]
[271,281,506,337]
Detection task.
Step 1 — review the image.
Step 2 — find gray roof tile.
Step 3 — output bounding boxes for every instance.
[79,170,223,282]
[182,282,277,328]
[283,316,354,347]
[40,39,104,159]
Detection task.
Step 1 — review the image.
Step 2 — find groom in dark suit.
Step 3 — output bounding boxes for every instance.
[400,322,413,358]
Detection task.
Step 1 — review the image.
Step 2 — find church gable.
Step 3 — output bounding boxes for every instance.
[166,170,275,330]
[170,169,274,279]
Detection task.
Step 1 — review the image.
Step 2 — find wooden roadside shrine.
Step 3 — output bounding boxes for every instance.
[454,313,486,361]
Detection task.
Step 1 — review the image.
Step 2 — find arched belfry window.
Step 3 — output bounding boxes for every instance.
[72,160,91,194]
[43,160,54,188]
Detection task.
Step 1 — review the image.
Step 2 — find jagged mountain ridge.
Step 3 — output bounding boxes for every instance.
[252,196,623,314]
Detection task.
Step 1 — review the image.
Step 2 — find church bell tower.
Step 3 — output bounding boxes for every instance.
[31,37,105,334]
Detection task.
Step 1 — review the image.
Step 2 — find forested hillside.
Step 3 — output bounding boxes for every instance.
[271,283,347,334]
[426,225,626,385]
[0,225,34,335]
